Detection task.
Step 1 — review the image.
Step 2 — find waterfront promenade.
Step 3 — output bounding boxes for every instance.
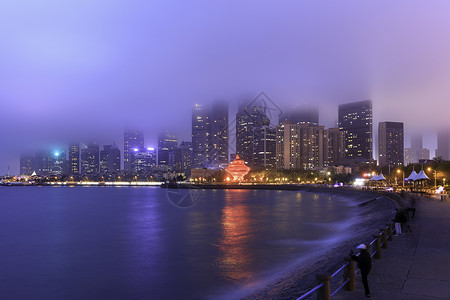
[336,195,450,299]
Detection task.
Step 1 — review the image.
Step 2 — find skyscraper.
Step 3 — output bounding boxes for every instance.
[275,122,325,170]
[210,100,229,167]
[80,142,100,175]
[20,153,33,176]
[378,122,404,167]
[100,143,121,174]
[51,151,66,176]
[338,100,373,161]
[124,128,144,172]
[132,147,157,174]
[325,128,345,166]
[236,102,268,166]
[192,104,211,168]
[253,120,277,169]
[158,131,178,167]
[174,141,193,174]
[436,129,450,160]
[69,143,80,174]
[34,150,53,176]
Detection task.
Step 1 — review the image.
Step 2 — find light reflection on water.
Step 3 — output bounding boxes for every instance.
[217,190,254,282]
[0,187,360,300]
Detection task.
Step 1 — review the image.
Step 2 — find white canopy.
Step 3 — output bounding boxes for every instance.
[376,173,387,181]
[415,170,430,181]
[406,171,418,181]
[369,175,378,181]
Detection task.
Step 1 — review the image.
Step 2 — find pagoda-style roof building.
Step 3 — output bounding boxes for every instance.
[225,154,250,182]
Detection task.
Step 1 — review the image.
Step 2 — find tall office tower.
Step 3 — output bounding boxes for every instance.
[417,148,430,161]
[158,131,178,167]
[325,128,345,166]
[20,153,33,175]
[279,105,319,126]
[124,128,144,172]
[100,143,121,174]
[436,129,450,160]
[276,123,300,169]
[80,142,100,175]
[132,147,157,174]
[210,100,229,167]
[174,141,193,174]
[192,104,211,168]
[68,143,80,174]
[34,150,53,176]
[236,102,268,166]
[50,151,66,176]
[253,119,277,169]
[276,122,325,170]
[378,122,404,167]
[338,100,373,160]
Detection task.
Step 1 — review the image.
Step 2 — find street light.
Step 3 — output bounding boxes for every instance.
[397,169,404,188]
[427,167,437,189]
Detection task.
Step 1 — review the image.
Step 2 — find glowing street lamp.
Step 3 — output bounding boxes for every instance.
[397,169,404,187]
[427,167,437,189]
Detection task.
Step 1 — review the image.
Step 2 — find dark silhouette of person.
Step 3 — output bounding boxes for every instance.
[351,244,372,298]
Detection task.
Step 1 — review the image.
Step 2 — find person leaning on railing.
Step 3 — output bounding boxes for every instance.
[350,244,372,298]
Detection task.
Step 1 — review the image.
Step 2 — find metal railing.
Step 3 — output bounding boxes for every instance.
[296,223,393,299]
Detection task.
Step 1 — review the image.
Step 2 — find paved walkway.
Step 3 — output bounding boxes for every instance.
[336,195,450,299]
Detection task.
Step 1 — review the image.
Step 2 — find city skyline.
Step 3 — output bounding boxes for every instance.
[12,98,446,177]
[3,1,450,174]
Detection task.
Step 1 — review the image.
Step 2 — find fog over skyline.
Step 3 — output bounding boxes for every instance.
[2,1,450,174]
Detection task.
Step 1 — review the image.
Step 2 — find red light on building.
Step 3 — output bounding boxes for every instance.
[225,154,250,182]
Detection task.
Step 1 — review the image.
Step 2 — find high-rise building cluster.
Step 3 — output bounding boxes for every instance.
[19,128,193,180]
[20,97,448,179]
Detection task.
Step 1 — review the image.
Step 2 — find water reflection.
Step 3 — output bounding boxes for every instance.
[217,190,255,282]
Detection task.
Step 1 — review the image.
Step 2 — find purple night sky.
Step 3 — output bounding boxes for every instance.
[1,1,450,174]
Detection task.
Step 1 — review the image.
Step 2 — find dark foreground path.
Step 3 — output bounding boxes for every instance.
[336,195,450,299]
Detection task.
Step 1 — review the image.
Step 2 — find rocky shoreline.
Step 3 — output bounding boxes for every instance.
[240,189,399,300]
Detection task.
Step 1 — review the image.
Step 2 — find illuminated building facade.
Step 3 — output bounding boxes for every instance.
[236,102,268,166]
[276,122,325,170]
[69,143,80,174]
[325,128,345,166]
[225,154,250,181]
[192,104,211,168]
[51,151,66,176]
[338,100,373,160]
[132,147,157,174]
[158,131,178,167]
[100,143,121,174]
[378,121,404,167]
[124,128,144,172]
[210,100,229,167]
[80,142,100,175]
[253,122,276,169]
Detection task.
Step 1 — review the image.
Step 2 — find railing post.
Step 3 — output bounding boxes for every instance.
[386,223,393,241]
[380,228,388,248]
[373,234,382,259]
[315,274,331,300]
[344,257,355,291]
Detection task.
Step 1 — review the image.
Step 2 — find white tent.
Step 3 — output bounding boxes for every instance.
[415,170,430,181]
[369,175,378,181]
[406,171,418,181]
[376,173,387,181]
